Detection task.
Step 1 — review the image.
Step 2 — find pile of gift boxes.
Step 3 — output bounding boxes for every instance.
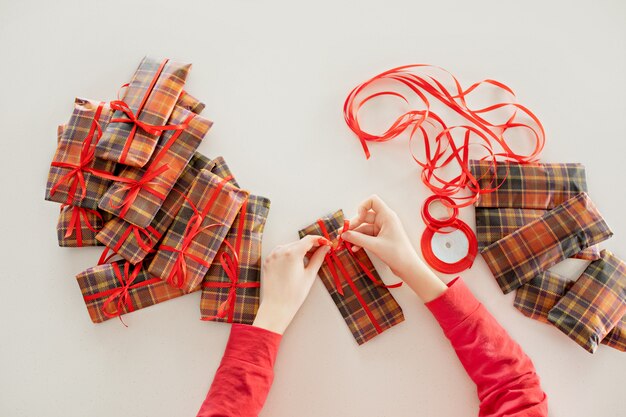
[45,56,270,325]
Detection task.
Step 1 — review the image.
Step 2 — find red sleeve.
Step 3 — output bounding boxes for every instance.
[196,323,282,417]
[425,278,548,417]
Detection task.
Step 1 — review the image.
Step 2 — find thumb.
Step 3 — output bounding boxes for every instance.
[306,245,330,274]
[341,230,377,252]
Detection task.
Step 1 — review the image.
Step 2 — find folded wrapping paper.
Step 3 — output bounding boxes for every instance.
[481,193,613,294]
[548,251,626,353]
[98,93,212,228]
[57,205,104,247]
[476,207,601,261]
[298,210,405,345]
[515,270,625,352]
[211,156,240,187]
[469,160,588,209]
[45,98,115,209]
[96,152,216,264]
[200,195,271,324]
[76,258,187,324]
[96,56,191,167]
[149,170,248,293]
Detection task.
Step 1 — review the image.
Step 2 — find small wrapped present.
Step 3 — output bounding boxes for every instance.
[149,170,249,293]
[200,195,271,324]
[96,152,216,264]
[481,193,613,294]
[469,160,588,209]
[57,205,105,247]
[45,98,115,209]
[76,258,187,324]
[476,207,600,261]
[548,250,626,353]
[210,156,240,187]
[98,93,212,228]
[515,270,625,352]
[96,56,192,167]
[298,210,405,345]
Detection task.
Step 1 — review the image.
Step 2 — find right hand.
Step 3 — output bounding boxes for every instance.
[341,195,447,302]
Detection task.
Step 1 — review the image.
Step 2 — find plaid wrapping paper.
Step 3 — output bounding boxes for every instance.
[514,269,626,351]
[476,207,601,261]
[210,156,240,187]
[57,205,105,247]
[98,94,212,228]
[76,257,188,324]
[298,210,405,345]
[45,98,115,209]
[200,195,271,324]
[96,56,191,167]
[149,169,249,293]
[469,160,588,209]
[95,152,216,264]
[481,193,613,294]
[548,250,626,353]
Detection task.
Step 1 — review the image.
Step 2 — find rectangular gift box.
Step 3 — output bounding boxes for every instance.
[515,269,625,352]
[298,210,405,345]
[481,193,613,294]
[149,170,249,293]
[96,56,192,167]
[76,257,187,324]
[476,207,601,261]
[200,194,271,324]
[57,205,105,247]
[469,160,588,209]
[45,98,115,209]
[98,93,212,228]
[548,250,626,353]
[96,152,216,264]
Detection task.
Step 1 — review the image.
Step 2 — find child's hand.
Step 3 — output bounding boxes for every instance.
[341,195,447,302]
[253,235,330,334]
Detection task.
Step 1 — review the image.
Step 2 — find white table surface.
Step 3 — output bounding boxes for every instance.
[1,1,625,416]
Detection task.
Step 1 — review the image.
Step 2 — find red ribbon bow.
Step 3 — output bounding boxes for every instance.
[202,199,260,323]
[116,224,163,254]
[62,205,104,247]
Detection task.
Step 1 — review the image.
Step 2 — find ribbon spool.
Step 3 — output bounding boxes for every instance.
[420,195,478,274]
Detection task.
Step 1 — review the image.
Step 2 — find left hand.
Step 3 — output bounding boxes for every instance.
[252,235,330,334]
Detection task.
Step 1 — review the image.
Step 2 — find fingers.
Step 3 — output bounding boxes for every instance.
[359,194,391,217]
[341,229,377,252]
[348,210,376,230]
[292,234,326,255]
[306,245,330,273]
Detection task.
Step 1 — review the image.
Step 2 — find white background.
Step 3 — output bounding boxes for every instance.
[1,1,625,416]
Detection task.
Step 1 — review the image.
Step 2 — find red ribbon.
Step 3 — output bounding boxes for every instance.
[108,112,197,219]
[202,199,261,323]
[343,65,545,208]
[115,224,162,254]
[160,176,233,289]
[83,261,162,325]
[317,219,402,335]
[49,102,106,204]
[108,59,189,164]
[62,205,103,247]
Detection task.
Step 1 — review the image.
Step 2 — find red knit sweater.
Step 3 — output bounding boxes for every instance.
[197,278,548,416]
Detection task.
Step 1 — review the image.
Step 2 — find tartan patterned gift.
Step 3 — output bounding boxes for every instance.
[481,193,613,294]
[200,195,271,324]
[211,156,240,187]
[601,315,626,352]
[45,98,115,209]
[469,160,588,209]
[298,210,405,345]
[149,170,249,293]
[476,207,601,261]
[96,56,191,167]
[98,93,212,228]
[95,152,216,264]
[76,258,187,324]
[57,205,105,247]
[548,250,626,353]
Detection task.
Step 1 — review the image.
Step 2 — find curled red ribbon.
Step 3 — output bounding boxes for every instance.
[83,261,162,325]
[160,176,232,289]
[344,65,545,208]
[202,199,261,323]
[62,205,103,247]
[49,102,106,204]
[317,219,402,335]
[115,224,162,254]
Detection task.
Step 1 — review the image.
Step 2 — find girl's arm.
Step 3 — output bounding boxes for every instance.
[342,195,548,417]
[196,236,330,417]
